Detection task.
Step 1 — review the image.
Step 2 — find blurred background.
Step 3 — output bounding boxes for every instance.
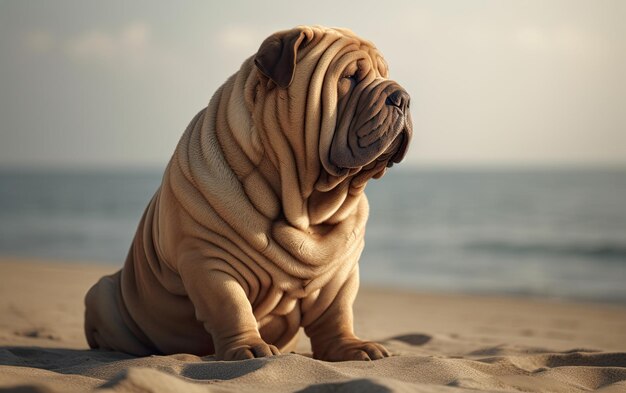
[1,0,625,302]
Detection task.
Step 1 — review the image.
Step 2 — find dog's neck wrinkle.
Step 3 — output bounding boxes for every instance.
[207,61,365,280]
[268,195,367,278]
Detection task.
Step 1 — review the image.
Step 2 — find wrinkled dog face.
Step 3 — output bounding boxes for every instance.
[254,26,412,186]
[330,42,412,179]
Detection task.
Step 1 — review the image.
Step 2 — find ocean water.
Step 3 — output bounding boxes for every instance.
[1,168,625,303]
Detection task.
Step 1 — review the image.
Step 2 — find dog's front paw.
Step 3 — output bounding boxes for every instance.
[217,335,280,361]
[313,336,390,361]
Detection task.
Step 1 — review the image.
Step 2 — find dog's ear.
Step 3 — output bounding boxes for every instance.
[254,29,309,89]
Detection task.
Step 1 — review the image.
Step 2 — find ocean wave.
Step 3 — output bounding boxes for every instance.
[465,240,626,262]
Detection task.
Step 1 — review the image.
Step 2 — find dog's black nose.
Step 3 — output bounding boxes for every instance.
[385,90,410,112]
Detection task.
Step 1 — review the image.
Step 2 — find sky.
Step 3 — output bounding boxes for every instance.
[0,0,624,169]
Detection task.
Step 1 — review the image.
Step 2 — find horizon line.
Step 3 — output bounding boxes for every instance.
[1,162,626,174]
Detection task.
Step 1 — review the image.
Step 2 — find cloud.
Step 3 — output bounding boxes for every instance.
[215,25,266,56]
[65,30,116,60]
[17,20,203,91]
[22,30,56,54]
[120,22,150,48]
[64,21,151,63]
[21,22,152,66]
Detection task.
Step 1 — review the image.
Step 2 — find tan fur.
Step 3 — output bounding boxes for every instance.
[85,25,411,361]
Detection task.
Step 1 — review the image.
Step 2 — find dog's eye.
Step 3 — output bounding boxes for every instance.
[338,68,358,96]
[342,67,359,81]
[342,73,360,85]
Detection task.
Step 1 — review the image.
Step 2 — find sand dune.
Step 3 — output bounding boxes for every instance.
[2,346,626,392]
[1,259,625,392]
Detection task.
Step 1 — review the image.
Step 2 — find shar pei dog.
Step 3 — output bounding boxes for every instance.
[85,25,412,361]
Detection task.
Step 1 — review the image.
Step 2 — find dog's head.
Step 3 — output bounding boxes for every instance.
[251,26,412,192]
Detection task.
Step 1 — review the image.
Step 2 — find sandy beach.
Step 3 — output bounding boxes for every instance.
[0,258,625,392]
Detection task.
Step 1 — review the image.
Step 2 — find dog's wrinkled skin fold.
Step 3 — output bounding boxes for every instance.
[84,26,412,362]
